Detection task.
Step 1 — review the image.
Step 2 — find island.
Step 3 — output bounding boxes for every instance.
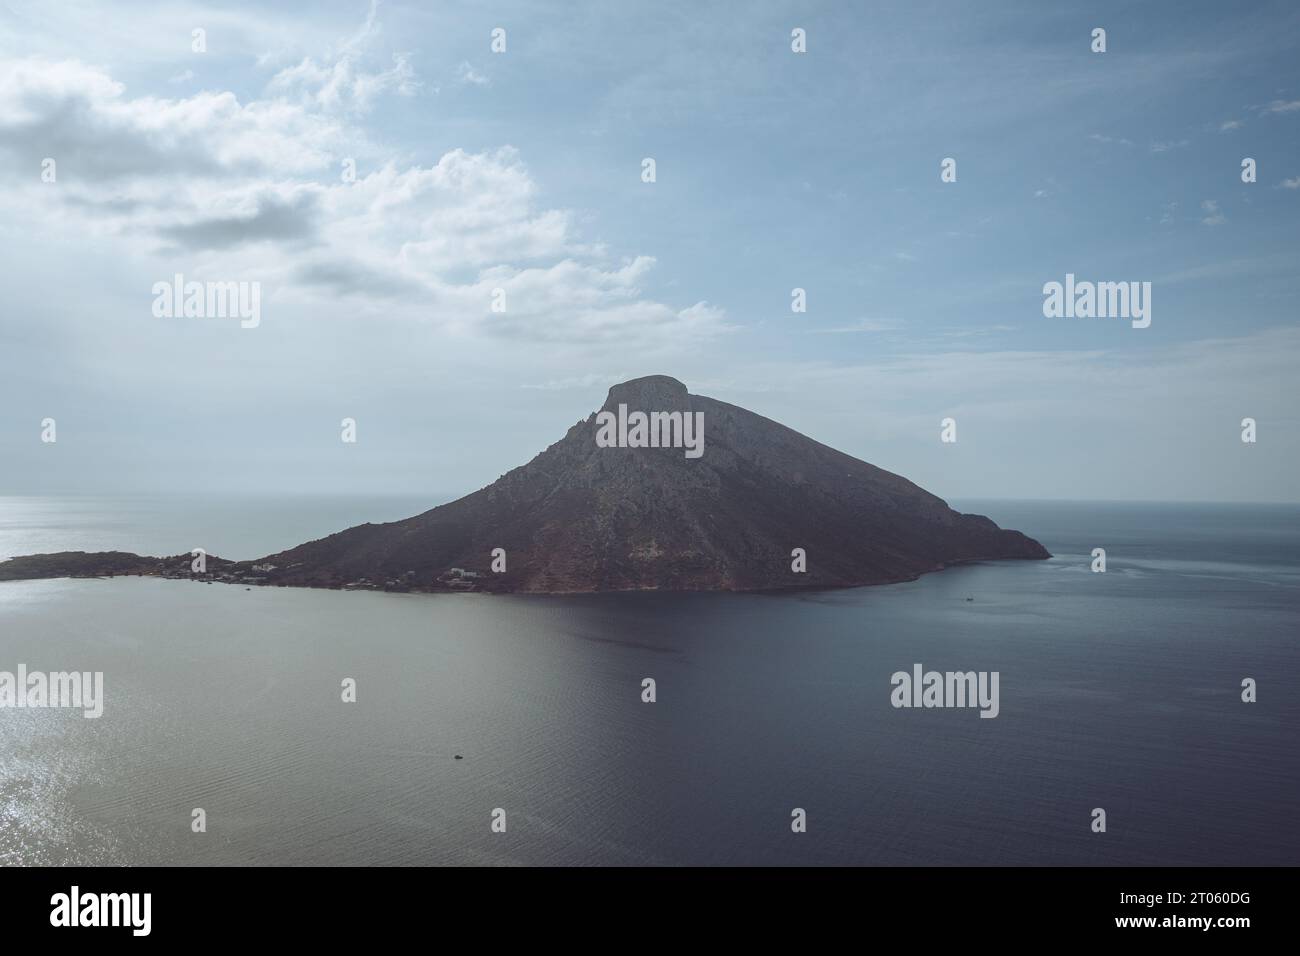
[0,375,1050,593]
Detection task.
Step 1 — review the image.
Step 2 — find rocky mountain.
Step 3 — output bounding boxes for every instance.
[0,375,1049,592]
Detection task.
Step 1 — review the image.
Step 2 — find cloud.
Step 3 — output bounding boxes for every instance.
[1200,199,1226,226]
[292,255,427,297]
[813,319,900,334]
[456,61,490,87]
[357,148,590,270]
[1281,177,1300,190]
[0,10,727,349]
[466,260,733,346]
[937,324,1017,339]
[0,58,349,181]
[268,51,419,112]
[1219,119,1244,132]
[157,186,324,251]
[1261,98,1300,114]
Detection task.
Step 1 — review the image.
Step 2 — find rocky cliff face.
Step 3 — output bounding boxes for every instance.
[252,375,1050,592]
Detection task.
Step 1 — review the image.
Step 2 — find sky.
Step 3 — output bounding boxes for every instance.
[0,0,1297,502]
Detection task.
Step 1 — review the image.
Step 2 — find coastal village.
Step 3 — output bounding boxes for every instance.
[154,561,487,593]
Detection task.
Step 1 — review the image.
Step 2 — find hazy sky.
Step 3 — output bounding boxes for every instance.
[1,0,1297,502]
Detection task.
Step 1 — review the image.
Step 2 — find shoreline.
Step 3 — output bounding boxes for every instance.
[0,550,1051,597]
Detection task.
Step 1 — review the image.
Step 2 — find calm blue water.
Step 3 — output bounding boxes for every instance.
[0,495,442,563]
[0,497,1296,866]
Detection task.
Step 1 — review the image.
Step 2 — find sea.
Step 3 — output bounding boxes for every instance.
[0,496,1296,866]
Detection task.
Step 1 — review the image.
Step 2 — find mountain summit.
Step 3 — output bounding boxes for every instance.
[0,376,1049,592]
[253,375,1049,592]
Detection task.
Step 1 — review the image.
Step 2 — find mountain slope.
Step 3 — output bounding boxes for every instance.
[252,375,1049,592]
